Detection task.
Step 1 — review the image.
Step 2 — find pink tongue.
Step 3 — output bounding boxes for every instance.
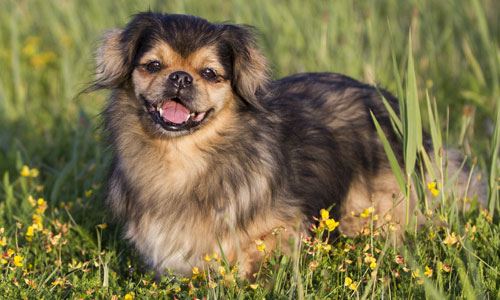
[162,101,191,124]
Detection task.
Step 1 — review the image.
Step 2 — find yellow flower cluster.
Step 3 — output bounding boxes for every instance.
[20,165,39,178]
[319,209,340,232]
[412,269,424,284]
[424,266,433,277]
[203,252,221,263]
[443,232,459,246]
[255,239,266,252]
[22,36,56,69]
[427,181,440,197]
[344,276,358,291]
[1,248,24,267]
[364,254,377,270]
[25,196,47,242]
[124,292,135,300]
[359,207,375,218]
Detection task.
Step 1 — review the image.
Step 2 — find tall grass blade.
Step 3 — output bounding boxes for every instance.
[371,111,406,192]
[488,98,499,215]
[403,33,422,177]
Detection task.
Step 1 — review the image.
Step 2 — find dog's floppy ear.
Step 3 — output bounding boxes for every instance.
[223,25,270,109]
[91,13,165,91]
[92,29,128,90]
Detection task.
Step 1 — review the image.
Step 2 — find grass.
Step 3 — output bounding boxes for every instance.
[0,0,499,298]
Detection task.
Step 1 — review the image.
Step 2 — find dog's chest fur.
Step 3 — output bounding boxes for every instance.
[107,109,301,274]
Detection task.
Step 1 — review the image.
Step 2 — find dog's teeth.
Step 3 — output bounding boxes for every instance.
[158,108,163,115]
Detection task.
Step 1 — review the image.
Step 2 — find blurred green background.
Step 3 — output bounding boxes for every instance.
[0,0,498,211]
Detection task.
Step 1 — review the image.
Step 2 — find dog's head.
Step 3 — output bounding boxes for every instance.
[94,13,269,137]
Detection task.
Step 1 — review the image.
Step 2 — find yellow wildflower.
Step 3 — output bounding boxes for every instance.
[0,258,7,265]
[344,276,358,291]
[24,279,37,288]
[96,223,108,230]
[203,254,212,262]
[28,195,36,207]
[249,283,259,290]
[36,198,47,214]
[51,278,66,286]
[480,209,493,223]
[364,255,377,269]
[85,189,93,198]
[360,207,374,218]
[427,181,439,197]
[325,218,340,232]
[31,51,56,69]
[212,252,220,262]
[443,232,458,246]
[424,266,433,277]
[124,292,134,300]
[32,214,43,230]
[22,36,40,56]
[344,276,353,286]
[218,266,226,276]
[7,249,15,257]
[427,181,437,190]
[192,266,200,276]
[13,255,23,267]
[320,209,329,221]
[20,165,31,177]
[25,226,35,241]
[0,236,6,247]
[208,281,217,289]
[255,239,266,252]
[29,168,39,178]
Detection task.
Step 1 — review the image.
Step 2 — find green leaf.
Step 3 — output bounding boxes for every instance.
[371,111,406,192]
[403,33,422,176]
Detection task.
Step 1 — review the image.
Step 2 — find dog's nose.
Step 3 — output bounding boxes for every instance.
[168,71,193,88]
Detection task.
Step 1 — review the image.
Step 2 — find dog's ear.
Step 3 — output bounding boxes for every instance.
[223,25,270,109]
[93,29,127,90]
[92,13,160,90]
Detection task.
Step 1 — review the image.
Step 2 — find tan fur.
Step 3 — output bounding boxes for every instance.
[233,46,270,102]
[95,29,126,88]
[338,171,422,241]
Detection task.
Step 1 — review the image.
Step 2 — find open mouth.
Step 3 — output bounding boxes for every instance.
[143,97,211,132]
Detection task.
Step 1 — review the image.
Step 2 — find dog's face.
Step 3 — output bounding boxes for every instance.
[95,13,269,137]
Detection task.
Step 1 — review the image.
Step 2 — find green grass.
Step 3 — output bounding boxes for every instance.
[0,0,499,298]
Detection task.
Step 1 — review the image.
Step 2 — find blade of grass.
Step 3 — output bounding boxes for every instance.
[488,96,499,215]
[403,33,422,177]
[371,111,406,192]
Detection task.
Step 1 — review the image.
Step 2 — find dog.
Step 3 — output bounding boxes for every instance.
[92,12,484,279]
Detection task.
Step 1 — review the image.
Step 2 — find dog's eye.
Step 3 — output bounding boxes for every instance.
[200,68,217,81]
[145,61,162,73]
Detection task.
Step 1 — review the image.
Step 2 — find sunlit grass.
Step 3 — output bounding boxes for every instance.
[0,0,498,298]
